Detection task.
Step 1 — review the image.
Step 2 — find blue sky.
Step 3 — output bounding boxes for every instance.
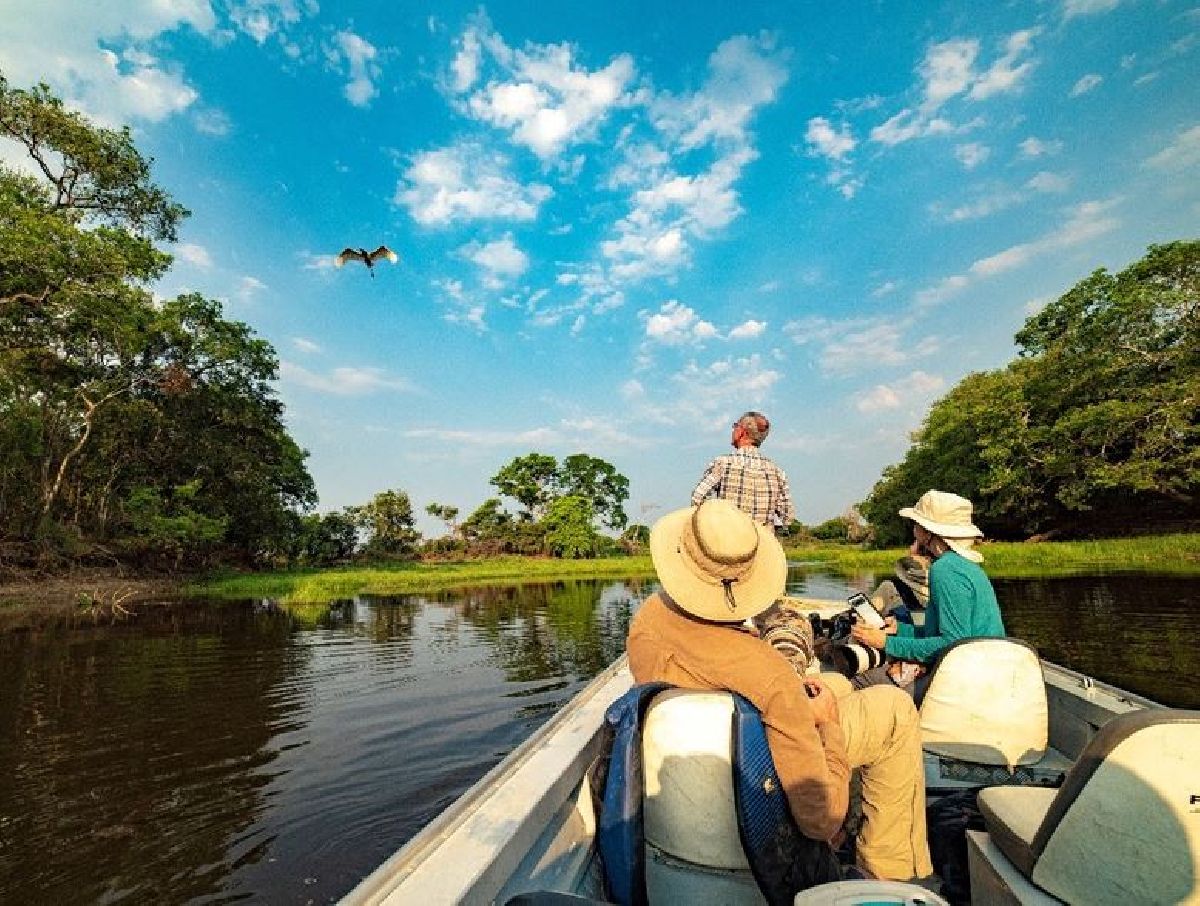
[1,0,1197,535]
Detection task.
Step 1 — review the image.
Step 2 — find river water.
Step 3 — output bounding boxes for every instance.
[0,570,1195,904]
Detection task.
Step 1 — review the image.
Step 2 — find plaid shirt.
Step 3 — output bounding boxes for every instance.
[691,446,795,529]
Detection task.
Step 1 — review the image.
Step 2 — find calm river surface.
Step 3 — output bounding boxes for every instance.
[1,570,1195,904]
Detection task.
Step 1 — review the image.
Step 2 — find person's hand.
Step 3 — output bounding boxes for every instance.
[883,616,899,635]
[850,623,888,650]
[803,677,840,726]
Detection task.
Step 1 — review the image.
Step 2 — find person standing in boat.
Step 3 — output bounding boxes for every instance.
[850,490,1005,690]
[691,410,795,534]
[628,499,934,883]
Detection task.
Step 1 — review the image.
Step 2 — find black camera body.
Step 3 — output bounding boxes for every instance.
[806,593,886,678]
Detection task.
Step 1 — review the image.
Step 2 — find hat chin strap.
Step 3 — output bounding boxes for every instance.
[721,578,737,612]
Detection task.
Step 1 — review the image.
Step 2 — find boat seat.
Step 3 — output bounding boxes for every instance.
[919,638,1049,774]
[641,689,766,905]
[975,708,1200,905]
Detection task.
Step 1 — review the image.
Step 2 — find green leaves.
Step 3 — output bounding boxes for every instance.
[862,240,1200,541]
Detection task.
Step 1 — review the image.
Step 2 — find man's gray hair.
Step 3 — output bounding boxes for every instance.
[737,411,770,446]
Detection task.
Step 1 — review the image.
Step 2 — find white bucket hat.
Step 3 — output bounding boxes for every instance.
[649,499,787,622]
[899,489,985,563]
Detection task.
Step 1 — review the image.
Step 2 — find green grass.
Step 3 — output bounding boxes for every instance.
[185,555,657,602]
[786,533,1200,577]
[185,533,1200,602]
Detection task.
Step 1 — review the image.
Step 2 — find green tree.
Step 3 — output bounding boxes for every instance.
[489,453,560,519]
[0,77,316,565]
[350,490,420,558]
[861,240,1200,542]
[558,453,630,530]
[543,495,600,559]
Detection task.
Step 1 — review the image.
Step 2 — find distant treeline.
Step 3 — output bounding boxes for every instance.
[860,239,1200,546]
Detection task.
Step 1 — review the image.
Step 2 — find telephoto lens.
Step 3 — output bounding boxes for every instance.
[829,642,885,678]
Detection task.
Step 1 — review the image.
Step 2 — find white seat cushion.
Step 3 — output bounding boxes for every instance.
[978,785,1057,878]
[920,639,1048,768]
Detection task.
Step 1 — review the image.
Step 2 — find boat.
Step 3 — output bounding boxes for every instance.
[341,598,1196,906]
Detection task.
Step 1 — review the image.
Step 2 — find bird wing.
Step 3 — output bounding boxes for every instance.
[335,248,362,267]
[369,245,399,264]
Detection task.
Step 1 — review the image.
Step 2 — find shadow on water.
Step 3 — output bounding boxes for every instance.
[0,570,1192,904]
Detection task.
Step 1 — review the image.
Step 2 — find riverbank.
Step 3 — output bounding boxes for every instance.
[5,533,1198,609]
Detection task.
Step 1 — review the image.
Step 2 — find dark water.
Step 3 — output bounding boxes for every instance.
[0,571,1194,904]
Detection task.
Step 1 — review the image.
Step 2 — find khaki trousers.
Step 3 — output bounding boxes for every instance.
[824,674,933,881]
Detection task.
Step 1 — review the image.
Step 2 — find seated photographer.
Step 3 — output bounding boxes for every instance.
[627,499,933,882]
[850,490,1005,693]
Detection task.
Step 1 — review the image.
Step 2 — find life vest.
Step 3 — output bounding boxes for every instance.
[593,683,840,906]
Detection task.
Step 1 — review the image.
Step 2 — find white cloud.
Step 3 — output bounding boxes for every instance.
[805,117,856,161]
[855,371,946,413]
[192,107,232,135]
[329,30,382,108]
[871,280,899,298]
[405,425,559,447]
[1146,124,1200,171]
[783,316,941,376]
[454,18,636,160]
[1070,73,1104,97]
[176,242,212,268]
[238,275,267,298]
[463,234,529,288]
[728,319,767,340]
[227,0,310,45]
[967,29,1040,100]
[450,26,481,92]
[396,142,552,226]
[868,31,1036,148]
[805,117,862,196]
[1026,171,1071,193]
[280,362,413,395]
[292,337,322,354]
[916,199,1120,305]
[919,38,980,112]
[954,142,991,169]
[1063,0,1122,19]
[651,33,789,151]
[1133,71,1160,87]
[1018,136,1064,158]
[643,300,717,345]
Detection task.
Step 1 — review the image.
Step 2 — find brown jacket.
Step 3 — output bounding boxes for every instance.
[626,592,850,841]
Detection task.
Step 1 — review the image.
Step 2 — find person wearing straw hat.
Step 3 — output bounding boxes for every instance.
[851,490,1004,670]
[627,499,933,882]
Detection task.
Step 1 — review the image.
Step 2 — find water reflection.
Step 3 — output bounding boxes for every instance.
[0,571,1193,905]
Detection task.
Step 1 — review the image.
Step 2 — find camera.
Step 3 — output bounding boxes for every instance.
[806,593,886,678]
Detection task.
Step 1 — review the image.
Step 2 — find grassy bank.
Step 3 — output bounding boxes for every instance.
[185,533,1200,603]
[788,532,1200,577]
[185,555,658,602]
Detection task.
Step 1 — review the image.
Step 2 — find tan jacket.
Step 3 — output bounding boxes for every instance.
[626,592,850,841]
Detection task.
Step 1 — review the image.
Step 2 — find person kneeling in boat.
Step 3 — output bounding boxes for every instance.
[850,490,1005,695]
[628,499,934,882]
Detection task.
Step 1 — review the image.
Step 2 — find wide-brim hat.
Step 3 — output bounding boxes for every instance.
[649,499,787,622]
[899,489,985,563]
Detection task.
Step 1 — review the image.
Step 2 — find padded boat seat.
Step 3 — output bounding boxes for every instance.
[977,708,1200,906]
[641,690,766,905]
[919,638,1048,770]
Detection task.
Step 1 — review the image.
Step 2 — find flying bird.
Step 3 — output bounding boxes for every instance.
[335,245,399,276]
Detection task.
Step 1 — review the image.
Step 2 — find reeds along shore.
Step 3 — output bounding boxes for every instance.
[183,534,1200,603]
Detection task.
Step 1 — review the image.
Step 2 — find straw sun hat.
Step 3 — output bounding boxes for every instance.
[899,489,985,563]
[649,499,787,622]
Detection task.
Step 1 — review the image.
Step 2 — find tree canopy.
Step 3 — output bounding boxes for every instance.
[0,76,314,567]
[861,240,1200,544]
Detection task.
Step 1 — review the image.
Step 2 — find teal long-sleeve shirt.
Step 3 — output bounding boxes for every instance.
[884,551,1005,664]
